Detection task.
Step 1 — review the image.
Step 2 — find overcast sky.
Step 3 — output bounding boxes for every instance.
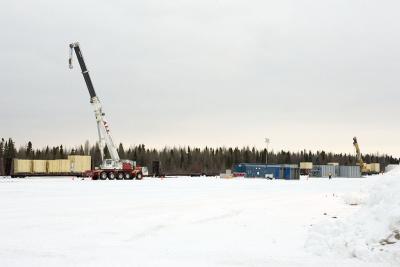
[1,0,399,156]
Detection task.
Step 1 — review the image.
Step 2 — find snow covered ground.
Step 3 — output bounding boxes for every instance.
[0,173,398,266]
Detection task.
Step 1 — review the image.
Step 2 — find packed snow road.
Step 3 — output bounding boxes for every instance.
[0,176,393,266]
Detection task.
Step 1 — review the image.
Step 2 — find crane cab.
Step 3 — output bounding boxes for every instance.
[100,159,122,170]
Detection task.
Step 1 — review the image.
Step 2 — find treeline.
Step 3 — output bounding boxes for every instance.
[0,138,399,175]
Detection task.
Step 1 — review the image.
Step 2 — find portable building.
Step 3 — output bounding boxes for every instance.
[233,163,299,180]
[13,159,32,174]
[311,165,337,177]
[32,160,47,173]
[48,159,71,173]
[68,155,91,172]
[338,166,361,178]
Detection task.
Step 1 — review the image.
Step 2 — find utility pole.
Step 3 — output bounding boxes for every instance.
[265,138,270,165]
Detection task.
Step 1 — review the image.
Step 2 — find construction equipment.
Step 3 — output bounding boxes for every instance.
[352,137,371,175]
[69,42,143,180]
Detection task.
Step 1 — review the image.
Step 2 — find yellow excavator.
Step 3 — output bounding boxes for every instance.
[353,137,371,175]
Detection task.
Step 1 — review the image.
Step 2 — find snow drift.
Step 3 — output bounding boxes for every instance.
[306,167,400,264]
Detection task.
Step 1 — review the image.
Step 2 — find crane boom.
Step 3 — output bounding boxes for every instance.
[69,42,120,164]
[353,137,364,166]
[353,136,372,175]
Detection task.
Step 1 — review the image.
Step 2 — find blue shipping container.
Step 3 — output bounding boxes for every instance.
[233,163,299,179]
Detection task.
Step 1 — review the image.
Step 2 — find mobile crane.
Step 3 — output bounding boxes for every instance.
[353,137,370,175]
[69,42,143,180]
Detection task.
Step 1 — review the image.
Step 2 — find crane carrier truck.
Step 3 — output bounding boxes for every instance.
[69,42,144,180]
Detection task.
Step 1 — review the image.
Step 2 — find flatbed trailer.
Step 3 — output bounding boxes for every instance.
[11,172,86,178]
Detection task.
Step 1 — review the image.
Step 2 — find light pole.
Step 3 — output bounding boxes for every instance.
[265,138,270,165]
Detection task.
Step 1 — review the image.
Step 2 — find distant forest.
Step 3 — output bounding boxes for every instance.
[0,138,399,175]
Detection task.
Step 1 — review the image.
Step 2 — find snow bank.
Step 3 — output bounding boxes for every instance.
[342,192,368,206]
[306,167,400,264]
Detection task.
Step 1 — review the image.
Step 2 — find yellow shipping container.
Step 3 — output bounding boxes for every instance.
[32,160,47,173]
[13,159,32,174]
[299,162,313,169]
[68,155,91,172]
[48,159,71,173]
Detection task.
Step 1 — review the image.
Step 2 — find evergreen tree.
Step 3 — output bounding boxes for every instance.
[84,140,90,155]
[118,143,125,158]
[60,145,64,159]
[26,141,33,159]
[0,138,4,158]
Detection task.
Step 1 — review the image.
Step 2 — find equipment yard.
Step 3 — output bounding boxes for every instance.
[1,172,399,266]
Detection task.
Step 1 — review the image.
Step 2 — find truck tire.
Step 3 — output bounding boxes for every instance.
[135,172,143,180]
[108,172,116,180]
[117,172,124,180]
[124,173,132,180]
[100,172,108,180]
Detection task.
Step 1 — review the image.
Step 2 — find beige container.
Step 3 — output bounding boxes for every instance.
[220,169,234,179]
[299,162,313,169]
[48,159,71,173]
[13,159,32,174]
[327,162,339,166]
[362,163,371,173]
[370,163,380,173]
[68,155,91,172]
[32,160,47,173]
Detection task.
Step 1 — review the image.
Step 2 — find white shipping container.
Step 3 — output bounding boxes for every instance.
[339,166,361,178]
[311,165,337,177]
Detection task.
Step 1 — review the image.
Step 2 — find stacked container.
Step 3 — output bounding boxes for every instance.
[13,159,32,174]
[299,162,313,175]
[32,160,47,173]
[300,162,313,169]
[68,155,91,172]
[48,159,71,173]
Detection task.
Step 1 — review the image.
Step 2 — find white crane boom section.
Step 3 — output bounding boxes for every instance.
[68,42,120,164]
